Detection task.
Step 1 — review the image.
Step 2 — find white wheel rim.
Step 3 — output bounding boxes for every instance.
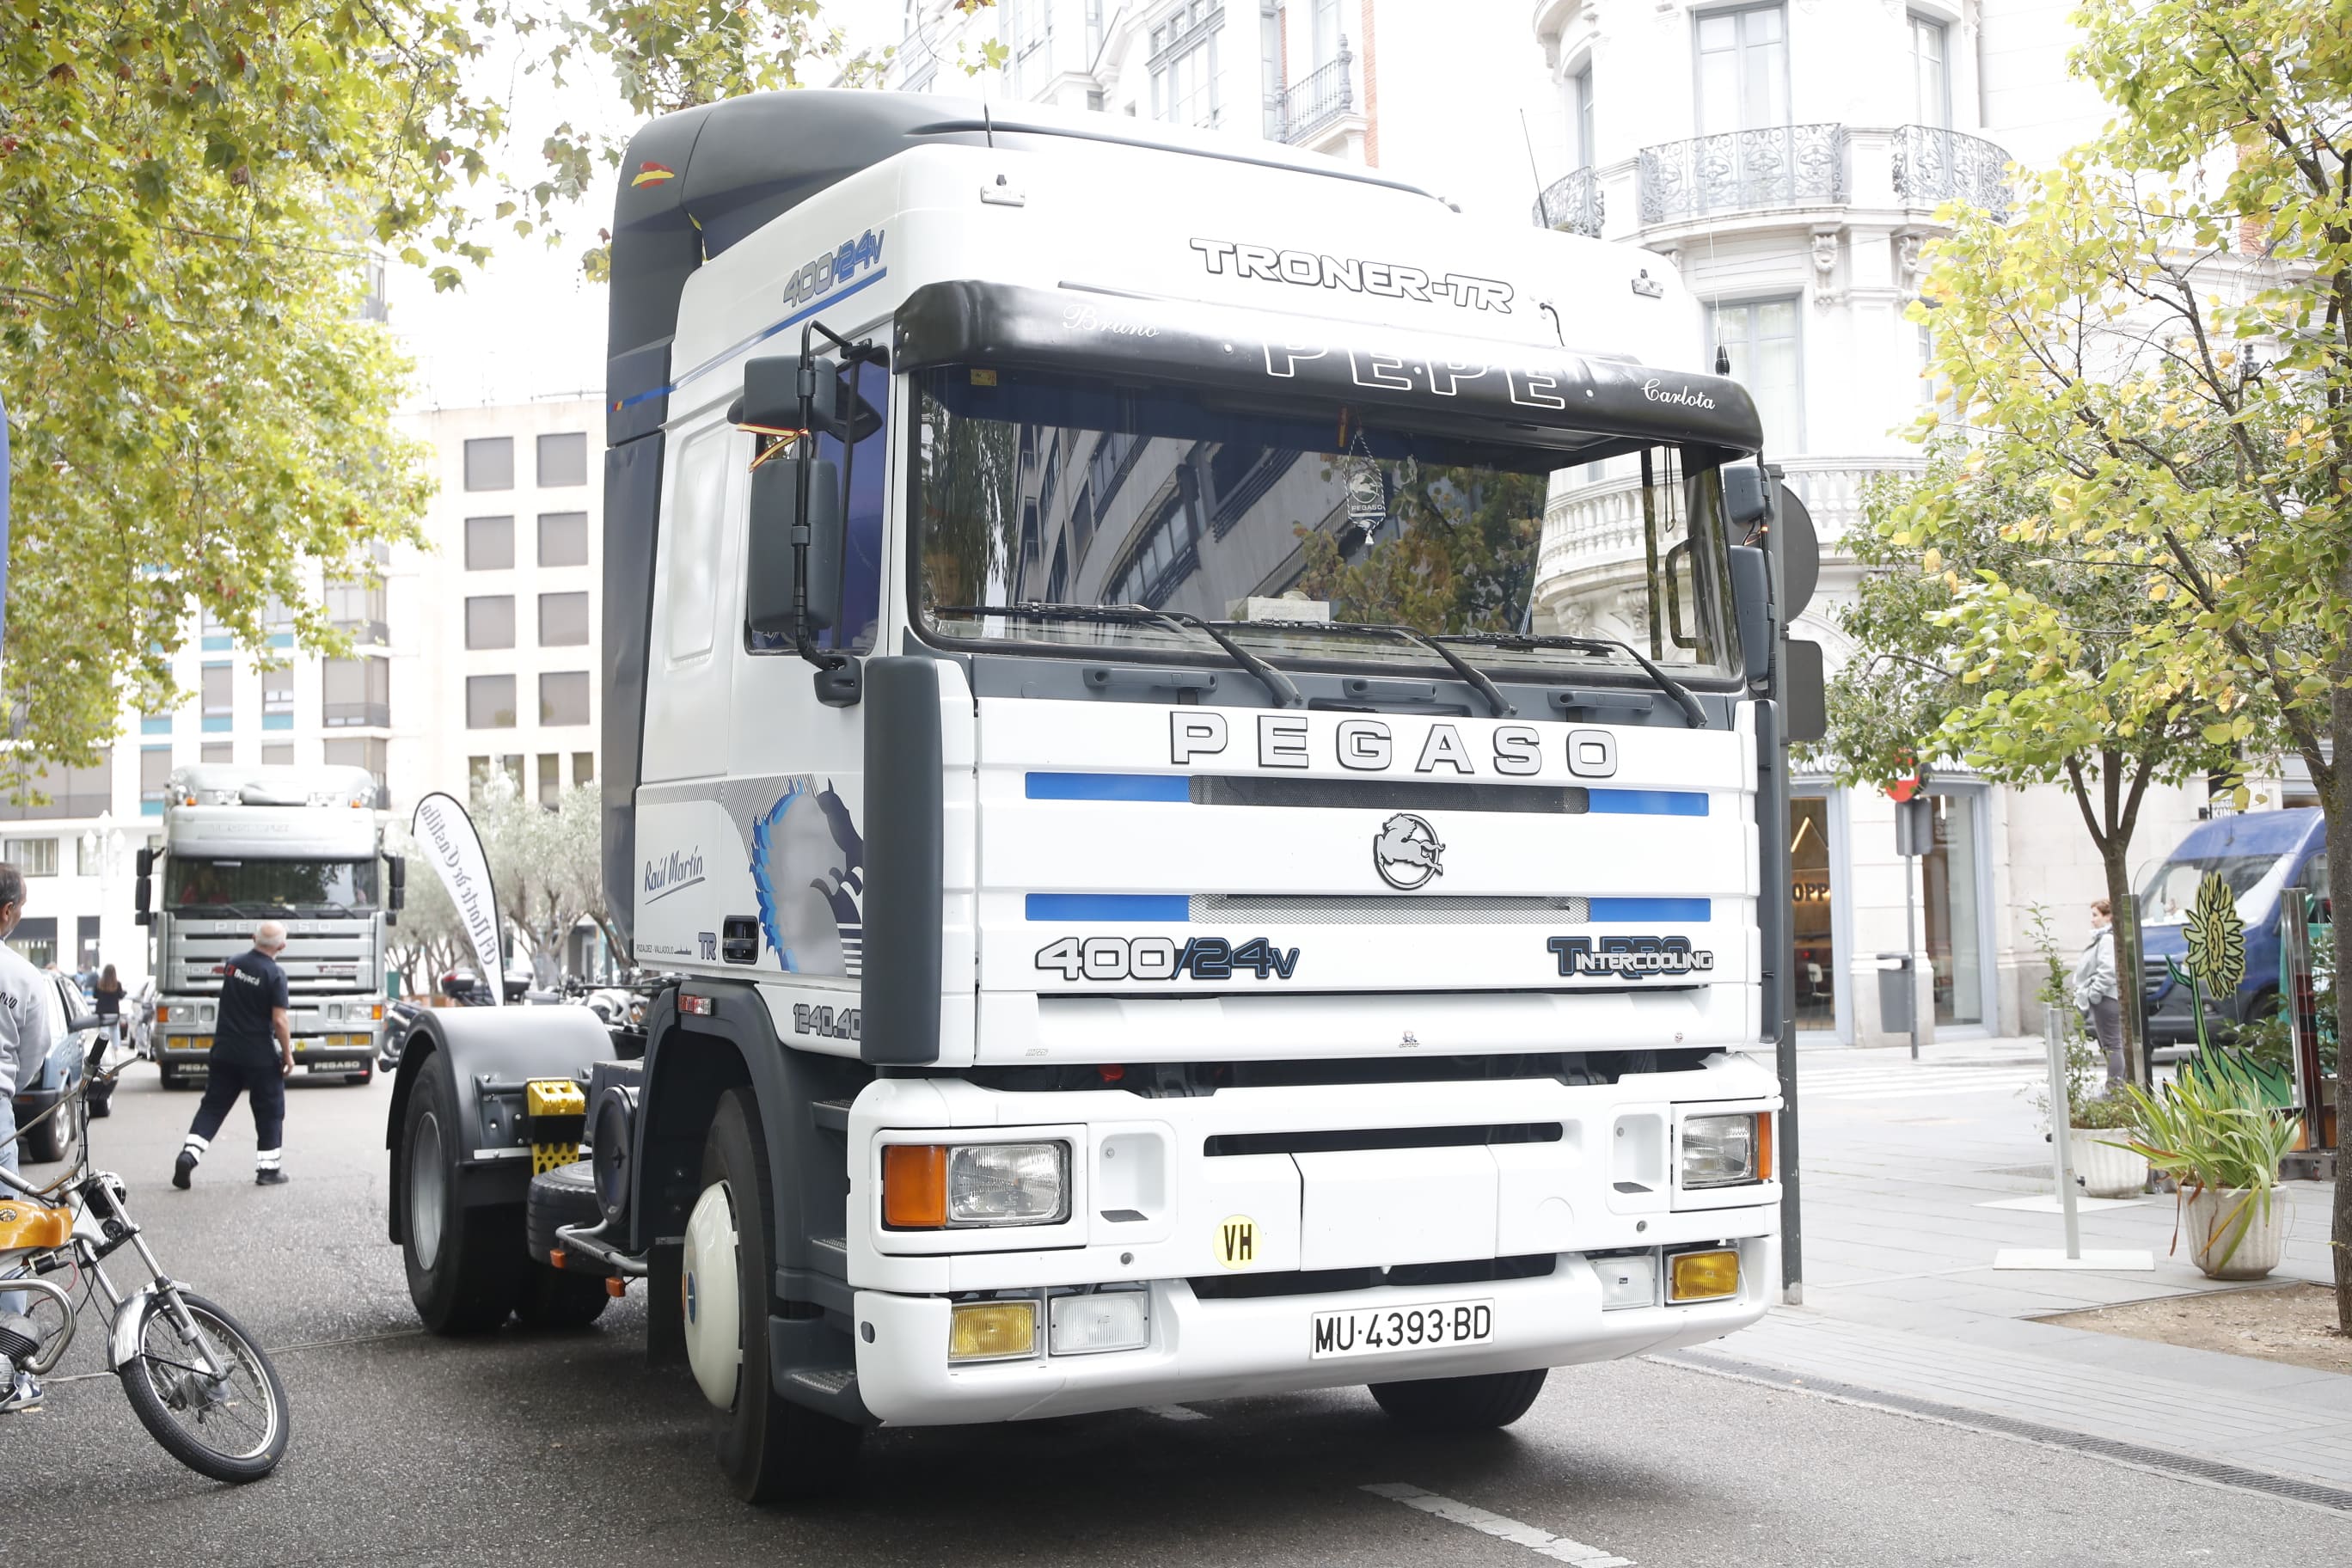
[682,1180,743,1411]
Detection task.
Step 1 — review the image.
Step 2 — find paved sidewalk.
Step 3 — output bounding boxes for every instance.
[1703,1039,2351,1491]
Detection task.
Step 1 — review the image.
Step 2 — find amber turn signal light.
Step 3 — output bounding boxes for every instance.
[1755,1112,1773,1182]
[882,1144,947,1229]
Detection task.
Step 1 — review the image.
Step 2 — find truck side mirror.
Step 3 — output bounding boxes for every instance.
[1727,545,1772,686]
[386,854,407,913]
[730,353,840,436]
[134,879,152,928]
[1784,639,1827,744]
[135,847,155,879]
[1723,459,1773,530]
[746,452,844,639]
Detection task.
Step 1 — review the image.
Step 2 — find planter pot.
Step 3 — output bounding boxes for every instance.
[2182,1186,2288,1279]
[2072,1135,2148,1198]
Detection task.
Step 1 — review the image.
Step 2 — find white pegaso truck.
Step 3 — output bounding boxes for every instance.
[384,91,1820,1503]
[138,765,403,1088]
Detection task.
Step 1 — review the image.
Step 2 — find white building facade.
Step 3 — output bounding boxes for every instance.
[884,0,2226,1044]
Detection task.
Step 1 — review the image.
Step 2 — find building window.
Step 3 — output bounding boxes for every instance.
[1000,0,1050,99]
[1909,12,1949,128]
[464,436,514,492]
[466,595,517,650]
[0,750,115,821]
[260,666,294,729]
[323,656,391,728]
[539,671,591,727]
[201,742,233,764]
[199,601,230,651]
[573,751,595,785]
[1108,481,1204,609]
[200,662,234,732]
[538,511,590,567]
[1696,3,1789,135]
[140,747,172,817]
[466,516,516,570]
[1711,297,1804,452]
[536,432,588,488]
[1571,62,1596,169]
[326,578,389,646]
[261,744,294,766]
[1151,3,1222,129]
[141,711,170,736]
[6,837,58,877]
[5,917,55,968]
[469,754,525,799]
[262,594,295,646]
[539,591,591,647]
[467,675,518,730]
[537,752,562,807]
[323,737,389,802]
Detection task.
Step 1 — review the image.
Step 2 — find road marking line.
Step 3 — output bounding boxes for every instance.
[1144,1403,1208,1421]
[1363,1483,1632,1565]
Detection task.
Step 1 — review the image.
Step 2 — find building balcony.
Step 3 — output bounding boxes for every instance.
[1890,125,2013,221]
[1271,46,1355,148]
[1638,124,1850,226]
[1629,124,2012,237]
[1532,168,1604,239]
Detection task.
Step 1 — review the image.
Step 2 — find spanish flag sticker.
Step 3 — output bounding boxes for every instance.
[632,161,677,188]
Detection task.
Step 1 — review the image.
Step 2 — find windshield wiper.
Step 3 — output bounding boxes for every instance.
[1437,633,1708,729]
[935,603,1304,708]
[1241,619,1516,719]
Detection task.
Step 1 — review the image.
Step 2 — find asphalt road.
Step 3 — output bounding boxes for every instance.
[6,1065,2348,1567]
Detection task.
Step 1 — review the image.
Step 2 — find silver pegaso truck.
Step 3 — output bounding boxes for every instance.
[138,765,403,1088]
[383,91,1821,1504]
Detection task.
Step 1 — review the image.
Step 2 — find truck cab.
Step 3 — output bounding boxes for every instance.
[385,90,1814,1504]
[139,765,401,1088]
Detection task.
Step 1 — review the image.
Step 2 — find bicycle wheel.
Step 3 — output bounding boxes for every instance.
[117,1289,290,1483]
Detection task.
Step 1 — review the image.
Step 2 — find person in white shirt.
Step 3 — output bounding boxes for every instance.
[0,862,59,1411]
[2071,897,2123,1088]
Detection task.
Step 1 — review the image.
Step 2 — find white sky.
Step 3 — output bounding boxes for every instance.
[390,2,909,410]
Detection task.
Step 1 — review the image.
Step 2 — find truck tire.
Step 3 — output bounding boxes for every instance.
[691,1087,861,1503]
[520,1161,612,1329]
[400,1063,524,1334]
[1369,1368,1549,1432]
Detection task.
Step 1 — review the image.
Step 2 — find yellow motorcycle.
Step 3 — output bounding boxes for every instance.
[1,1016,288,1482]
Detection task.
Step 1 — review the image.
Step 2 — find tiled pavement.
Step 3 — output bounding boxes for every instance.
[1694,1038,2352,1490]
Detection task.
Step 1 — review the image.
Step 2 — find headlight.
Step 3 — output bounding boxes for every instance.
[883,1142,1070,1228]
[1681,1113,1767,1188]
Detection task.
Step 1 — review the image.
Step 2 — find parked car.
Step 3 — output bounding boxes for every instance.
[11,970,112,1161]
[2139,808,2331,1050]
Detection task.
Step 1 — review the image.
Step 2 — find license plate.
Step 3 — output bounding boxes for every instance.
[1310,1298,1494,1360]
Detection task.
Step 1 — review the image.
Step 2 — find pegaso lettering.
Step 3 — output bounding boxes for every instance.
[1170,712,1618,780]
[1547,935,1715,980]
[783,228,885,308]
[1191,238,1512,312]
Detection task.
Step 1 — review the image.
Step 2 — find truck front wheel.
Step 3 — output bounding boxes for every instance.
[689,1087,861,1504]
[1369,1368,1549,1432]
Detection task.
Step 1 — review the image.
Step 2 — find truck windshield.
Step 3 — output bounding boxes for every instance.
[163,858,381,917]
[911,366,1742,683]
[2137,854,2281,928]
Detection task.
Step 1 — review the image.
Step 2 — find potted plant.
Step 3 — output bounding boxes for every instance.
[2112,1069,2301,1279]
[2027,907,2147,1196]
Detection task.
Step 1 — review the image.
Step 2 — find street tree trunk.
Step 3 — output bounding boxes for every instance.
[2067,747,2158,1088]
[2328,650,2351,1338]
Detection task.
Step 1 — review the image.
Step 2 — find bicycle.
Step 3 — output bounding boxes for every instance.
[1,1011,290,1482]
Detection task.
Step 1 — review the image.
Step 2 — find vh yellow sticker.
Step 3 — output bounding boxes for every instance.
[1215,1215,1259,1270]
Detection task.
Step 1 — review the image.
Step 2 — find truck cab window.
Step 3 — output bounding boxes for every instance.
[750,358,887,655]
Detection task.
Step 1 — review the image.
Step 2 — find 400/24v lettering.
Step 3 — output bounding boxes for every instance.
[1171,712,1618,778]
[1036,934,1301,983]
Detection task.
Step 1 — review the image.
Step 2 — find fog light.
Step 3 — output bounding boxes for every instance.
[1049,1290,1149,1355]
[193,1035,213,1050]
[1595,1251,1658,1311]
[949,1300,1038,1361]
[1667,1248,1741,1303]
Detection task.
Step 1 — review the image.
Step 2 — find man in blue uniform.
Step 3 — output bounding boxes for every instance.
[174,921,295,1188]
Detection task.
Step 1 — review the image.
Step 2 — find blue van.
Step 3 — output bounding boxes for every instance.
[2138,808,2331,1049]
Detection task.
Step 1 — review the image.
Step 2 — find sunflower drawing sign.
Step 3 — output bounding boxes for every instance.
[2183,871,2246,999]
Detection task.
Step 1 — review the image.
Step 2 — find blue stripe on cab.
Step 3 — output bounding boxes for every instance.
[1588,788,1708,817]
[1026,772,1191,802]
[1589,897,1712,922]
[1026,894,1192,922]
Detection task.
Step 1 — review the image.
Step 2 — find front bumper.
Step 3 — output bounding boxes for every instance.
[158,1032,379,1069]
[854,1236,1774,1425]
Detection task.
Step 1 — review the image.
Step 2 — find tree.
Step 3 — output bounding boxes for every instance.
[1291,464,1545,633]
[1906,0,2352,1326]
[1818,449,2257,1084]
[1,3,891,777]
[387,777,612,989]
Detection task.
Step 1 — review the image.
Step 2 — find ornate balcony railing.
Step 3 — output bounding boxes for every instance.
[1638,124,1850,225]
[1532,168,1604,238]
[1892,125,2013,220]
[1272,46,1352,145]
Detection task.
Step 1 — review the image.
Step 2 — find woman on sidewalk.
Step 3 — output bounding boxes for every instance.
[2072,898,2123,1087]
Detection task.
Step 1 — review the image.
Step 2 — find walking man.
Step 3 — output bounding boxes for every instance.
[175,921,294,1187]
[1,863,58,1410]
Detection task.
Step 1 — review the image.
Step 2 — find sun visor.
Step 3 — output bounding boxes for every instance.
[893,281,1764,458]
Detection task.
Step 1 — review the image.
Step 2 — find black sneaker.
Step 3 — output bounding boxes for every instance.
[172,1150,197,1190]
[254,1168,290,1186]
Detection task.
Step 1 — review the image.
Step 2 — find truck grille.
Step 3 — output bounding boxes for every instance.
[1191,1253,1556,1301]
